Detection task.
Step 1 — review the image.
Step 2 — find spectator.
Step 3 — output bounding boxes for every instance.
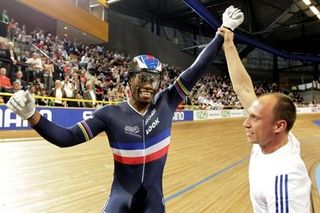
[20,50,30,80]
[50,80,66,107]
[6,41,18,82]
[1,9,9,24]
[79,53,90,69]
[6,18,15,40]
[0,67,12,92]
[42,58,54,92]
[83,81,96,108]
[27,85,37,103]
[10,79,22,93]
[68,92,84,108]
[26,52,43,82]
[62,74,75,106]
[37,88,49,106]
[0,9,9,37]
[14,71,27,90]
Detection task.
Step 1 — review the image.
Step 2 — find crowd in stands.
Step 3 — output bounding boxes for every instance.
[0,8,318,110]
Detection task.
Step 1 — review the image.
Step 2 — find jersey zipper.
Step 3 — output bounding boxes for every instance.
[141,119,146,183]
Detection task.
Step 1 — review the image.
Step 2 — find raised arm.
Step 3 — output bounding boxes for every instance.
[7,90,105,147]
[220,28,257,111]
[175,6,244,96]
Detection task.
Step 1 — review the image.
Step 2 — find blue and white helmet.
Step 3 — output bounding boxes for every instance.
[129,54,162,74]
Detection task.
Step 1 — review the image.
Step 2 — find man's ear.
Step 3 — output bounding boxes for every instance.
[274,120,287,133]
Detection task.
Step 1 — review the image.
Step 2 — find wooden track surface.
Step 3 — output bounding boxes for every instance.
[0,113,319,212]
[293,114,320,213]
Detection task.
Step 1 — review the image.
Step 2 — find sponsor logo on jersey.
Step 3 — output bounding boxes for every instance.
[124,125,141,137]
[146,117,160,135]
[145,109,156,125]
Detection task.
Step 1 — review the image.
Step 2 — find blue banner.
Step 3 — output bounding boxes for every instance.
[0,105,94,130]
[172,110,193,122]
[0,105,193,131]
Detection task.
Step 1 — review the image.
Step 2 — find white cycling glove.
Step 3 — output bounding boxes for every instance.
[6,90,36,120]
[222,5,244,31]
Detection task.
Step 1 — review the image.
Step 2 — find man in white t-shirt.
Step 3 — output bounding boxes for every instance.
[220,27,311,212]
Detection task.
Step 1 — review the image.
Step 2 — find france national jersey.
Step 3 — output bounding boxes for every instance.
[32,33,223,212]
[93,83,185,212]
[249,132,311,213]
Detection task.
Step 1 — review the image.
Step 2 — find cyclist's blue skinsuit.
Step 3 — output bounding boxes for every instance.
[32,34,223,213]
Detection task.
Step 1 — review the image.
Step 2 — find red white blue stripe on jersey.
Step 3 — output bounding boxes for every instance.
[111,129,171,165]
[275,174,289,213]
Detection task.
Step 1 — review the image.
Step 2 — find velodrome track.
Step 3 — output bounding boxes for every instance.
[0,113,319,212]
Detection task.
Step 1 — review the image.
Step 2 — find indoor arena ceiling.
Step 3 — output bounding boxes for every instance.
[109,0,320,57]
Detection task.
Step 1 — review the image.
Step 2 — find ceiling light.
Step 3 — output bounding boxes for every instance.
[317,14,320,19]
[302,0,312,5]
[64,26,68,30]
[108,0,122,4]
[310,5,320,15]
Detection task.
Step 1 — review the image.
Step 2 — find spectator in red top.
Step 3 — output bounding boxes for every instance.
[0,67,12,90]
[0,67,13,102]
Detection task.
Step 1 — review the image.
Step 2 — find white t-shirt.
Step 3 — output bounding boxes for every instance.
[249,132,311,213]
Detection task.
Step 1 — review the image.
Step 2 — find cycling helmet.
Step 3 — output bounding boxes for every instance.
[128,54,162,90]
[128,54,162,74]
